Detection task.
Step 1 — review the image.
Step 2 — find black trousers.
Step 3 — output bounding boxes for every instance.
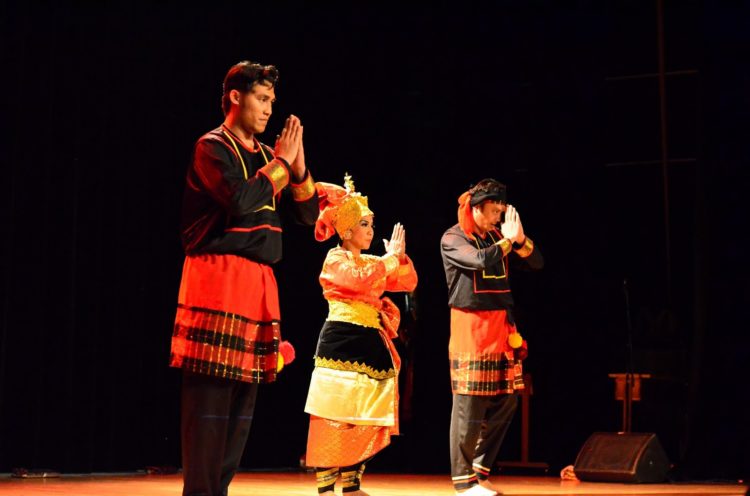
[181,370,259,496]
[449,393,518,486]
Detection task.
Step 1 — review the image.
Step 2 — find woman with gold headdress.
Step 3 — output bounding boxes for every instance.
[304,174,418,496]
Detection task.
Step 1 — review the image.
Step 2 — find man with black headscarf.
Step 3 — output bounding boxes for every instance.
[440,178,543,496]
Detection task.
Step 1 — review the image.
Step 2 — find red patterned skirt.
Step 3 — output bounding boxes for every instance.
[449,308,525,395]
[171,253,281,383]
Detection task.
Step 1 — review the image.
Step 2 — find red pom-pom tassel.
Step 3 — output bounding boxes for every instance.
[279,340,296,365]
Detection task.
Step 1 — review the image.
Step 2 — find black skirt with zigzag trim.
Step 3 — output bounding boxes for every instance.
[314,320,395,379]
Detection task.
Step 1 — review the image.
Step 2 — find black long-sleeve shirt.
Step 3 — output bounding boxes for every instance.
[180,126,319,265]
[440,224,543,318]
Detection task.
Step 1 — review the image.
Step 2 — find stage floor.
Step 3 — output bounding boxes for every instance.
[0,472,746,495]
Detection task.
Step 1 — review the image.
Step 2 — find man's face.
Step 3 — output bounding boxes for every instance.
[472,201,506,234]
[234,82,275,135]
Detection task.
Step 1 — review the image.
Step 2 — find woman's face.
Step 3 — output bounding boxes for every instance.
[345,215,374,251]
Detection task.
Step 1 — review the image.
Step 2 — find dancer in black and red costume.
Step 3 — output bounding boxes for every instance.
[170,61,318,496]
[440,178,543,496]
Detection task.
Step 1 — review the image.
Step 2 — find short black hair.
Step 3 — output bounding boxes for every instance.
[469,178,507,206]
[221,61,279,115]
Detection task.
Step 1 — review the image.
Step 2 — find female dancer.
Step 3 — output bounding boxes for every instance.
[305,175,418,495]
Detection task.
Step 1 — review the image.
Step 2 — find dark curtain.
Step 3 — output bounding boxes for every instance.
[1,1,747,479]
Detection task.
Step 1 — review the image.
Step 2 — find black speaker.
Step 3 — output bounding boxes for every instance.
[574,432,670,483]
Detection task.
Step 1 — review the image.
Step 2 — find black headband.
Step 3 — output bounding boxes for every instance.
[469,182,507,206]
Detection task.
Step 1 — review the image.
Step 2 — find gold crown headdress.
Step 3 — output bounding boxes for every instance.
[314,173,374,242]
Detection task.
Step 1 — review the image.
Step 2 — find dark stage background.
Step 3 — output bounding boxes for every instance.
[2,0,748,482]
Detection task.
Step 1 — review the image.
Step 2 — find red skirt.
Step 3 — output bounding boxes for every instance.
[170,253,281,383]
[449,308,524,395]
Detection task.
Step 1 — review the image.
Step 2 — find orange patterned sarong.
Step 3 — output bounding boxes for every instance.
[306,415,391,467]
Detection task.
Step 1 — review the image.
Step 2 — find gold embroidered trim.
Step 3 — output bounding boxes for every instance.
[259,160,289,194]
[314,356,396,379]
[341,471,359,488]
[317,468,338,478]
[328,300,381,330]
[291,172,316,201]
[316,468,339,488]
[449,351,513,363]
[514,237,534,258]
[332,195,373,237]
[495,238,512,256]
